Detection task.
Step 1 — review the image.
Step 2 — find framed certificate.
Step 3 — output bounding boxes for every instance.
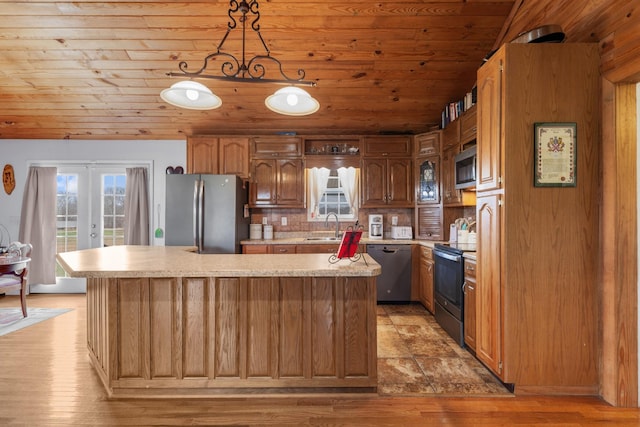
[534,122,577,187]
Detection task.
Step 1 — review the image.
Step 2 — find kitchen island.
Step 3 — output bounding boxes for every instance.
[57,245,381,398]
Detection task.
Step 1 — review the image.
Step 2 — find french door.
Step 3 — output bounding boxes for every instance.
[48,164,130,292]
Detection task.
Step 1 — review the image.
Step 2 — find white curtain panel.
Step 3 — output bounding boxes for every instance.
[124,167,150,245]
[18,166,57,285]
[307,167,331,218]
[337,167,359,212]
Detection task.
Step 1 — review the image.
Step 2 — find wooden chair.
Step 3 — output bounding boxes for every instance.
[0,242,32,317]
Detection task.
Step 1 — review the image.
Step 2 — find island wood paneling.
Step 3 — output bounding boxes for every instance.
[85,274,377,397]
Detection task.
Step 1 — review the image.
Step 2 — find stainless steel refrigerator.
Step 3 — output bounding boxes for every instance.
[165,174,249,254]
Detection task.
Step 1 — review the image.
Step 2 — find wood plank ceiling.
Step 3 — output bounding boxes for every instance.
[0,1,517,140]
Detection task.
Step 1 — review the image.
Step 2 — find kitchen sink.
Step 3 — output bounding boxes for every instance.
[304,236,341,241]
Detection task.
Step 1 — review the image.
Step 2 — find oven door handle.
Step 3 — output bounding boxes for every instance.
[435,251,461,262]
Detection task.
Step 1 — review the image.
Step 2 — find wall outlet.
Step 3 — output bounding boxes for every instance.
[392,216,398,226]
[262,217,268,225]
[281,217,287,226]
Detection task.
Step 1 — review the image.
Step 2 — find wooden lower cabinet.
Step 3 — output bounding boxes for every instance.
[418,246,434,313]
[85,275,378,397]
[243,244,364,254]
[242,244,271,254]
[476,192,502,376]
[463,258,477,351]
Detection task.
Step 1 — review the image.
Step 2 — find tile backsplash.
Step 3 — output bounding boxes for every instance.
[251,208,413,236]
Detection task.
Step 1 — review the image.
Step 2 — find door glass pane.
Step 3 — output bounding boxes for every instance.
[102,174,126,247]
[56,174,79,277]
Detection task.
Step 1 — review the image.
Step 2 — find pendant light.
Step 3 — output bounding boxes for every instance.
[160,81,222,110]
[160,0,318,115]
[265,87,320,116]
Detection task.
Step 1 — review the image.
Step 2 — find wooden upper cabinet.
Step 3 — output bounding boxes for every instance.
[251,136,303,157]
[441,119,460,150]
[460,104,477,146]
[219,137,250,178]
[250,136,304,207]
[441,144,462,205]
[414,131,441,156]
[186,136,249,178]
[476,49,503,192]
[187,136,219,174]
[361,135,412,157]
[361,158,413,207]
[250,158,304,208]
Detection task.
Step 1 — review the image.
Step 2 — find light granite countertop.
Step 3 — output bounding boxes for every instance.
[56,245,381,279]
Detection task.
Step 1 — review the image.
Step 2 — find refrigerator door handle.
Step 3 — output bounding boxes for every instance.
[193,179,200,250]
[196,179,206,253]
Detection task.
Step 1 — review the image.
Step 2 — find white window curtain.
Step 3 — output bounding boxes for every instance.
[18,166,57,285]
[124,167,150,245]
[307,167,331,218]
[337,167,359,212]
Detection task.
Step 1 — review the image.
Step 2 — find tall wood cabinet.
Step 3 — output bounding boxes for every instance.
[186,136,250,178]
[414,131,443,240]
[475,43,600,392]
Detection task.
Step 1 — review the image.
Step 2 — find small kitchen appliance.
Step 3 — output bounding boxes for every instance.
[368,214,383,240]
[391,226,413,240]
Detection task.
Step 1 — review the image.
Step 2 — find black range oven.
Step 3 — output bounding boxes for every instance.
[433,243,475,347]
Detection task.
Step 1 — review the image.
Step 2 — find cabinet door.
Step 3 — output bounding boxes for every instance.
[459,105,477,145]
[242,244,270,254]
[416,156,439,204]
[360,158,387,207]
[414,131,440,156]
[441,119,460,150]
[187,136,219,174]
[387,158,413,206]
[252,137,303,157]
[463,259,477,351]
[476,193,502,376]
[442,145,461,205]
[362,136,412,157]
[419,247,434,313]
[271,244,296,254]
[476,49,503,192]
[250,159,277,206]
[296,244,339,254]
[276,159,305,207]
[415,206,442,240]
[219,137,250,178]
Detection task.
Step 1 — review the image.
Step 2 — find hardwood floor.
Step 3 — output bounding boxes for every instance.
[1,293,639,426]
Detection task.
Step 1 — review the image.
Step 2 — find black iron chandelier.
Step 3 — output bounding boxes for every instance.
[160,0,319,115]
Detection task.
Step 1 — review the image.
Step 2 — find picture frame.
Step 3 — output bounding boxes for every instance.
[534,122,577,187]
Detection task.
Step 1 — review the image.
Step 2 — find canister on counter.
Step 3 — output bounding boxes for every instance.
[263,225,273,240]
[249,224,262,240]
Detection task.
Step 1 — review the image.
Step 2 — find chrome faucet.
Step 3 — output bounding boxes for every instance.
[325,212,340,238]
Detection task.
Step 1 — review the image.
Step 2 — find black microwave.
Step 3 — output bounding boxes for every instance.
[454,145,477,189]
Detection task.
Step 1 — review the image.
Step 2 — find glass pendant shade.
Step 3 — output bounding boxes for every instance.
[265,87,320,116]
[160,81,222,110]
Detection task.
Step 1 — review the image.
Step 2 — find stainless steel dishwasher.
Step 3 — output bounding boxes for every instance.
[366,244,412,302]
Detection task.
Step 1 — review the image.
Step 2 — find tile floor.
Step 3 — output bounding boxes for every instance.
[377,303,512,397]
